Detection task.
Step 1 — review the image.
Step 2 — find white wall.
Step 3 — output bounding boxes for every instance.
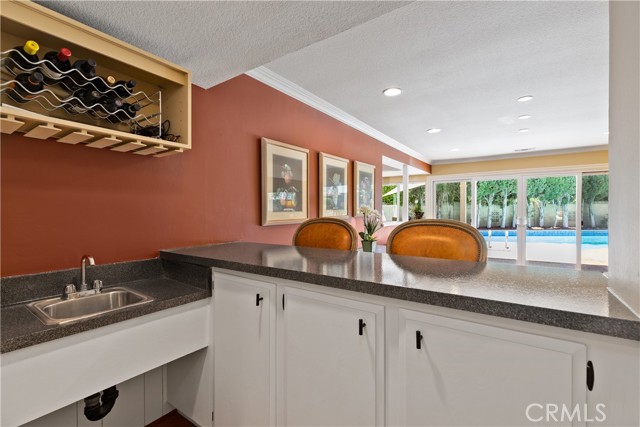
[609,1,640,314]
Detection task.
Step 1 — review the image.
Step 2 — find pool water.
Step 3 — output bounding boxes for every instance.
[479,230,608,245]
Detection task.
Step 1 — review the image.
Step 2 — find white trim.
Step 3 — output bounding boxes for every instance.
[430,145,608,165]
[246,67,430,163]
[607,287,640,318]
[428,164,608,182]
[575,176,583,270]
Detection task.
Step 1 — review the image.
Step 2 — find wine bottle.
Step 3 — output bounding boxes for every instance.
[107,102,141,123]
[6,71,44,103]
[92,75,116,93]
[6,40,39,73]
[110,79,137,98]
[61,58,97,91]
[89,95,123,119]
[63,88,101,115]
[40,48,72,85]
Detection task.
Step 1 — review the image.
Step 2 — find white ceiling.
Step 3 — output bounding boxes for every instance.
[36,1,609,164]
[35,1,409,87]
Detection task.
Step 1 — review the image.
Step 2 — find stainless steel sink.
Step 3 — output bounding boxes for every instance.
[26,287,154,325]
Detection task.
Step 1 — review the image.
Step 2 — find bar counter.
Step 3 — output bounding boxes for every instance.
[161,242,640,341]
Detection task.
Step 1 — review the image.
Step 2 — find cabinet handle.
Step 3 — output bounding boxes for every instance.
[587,361,594,391]
[359,319,366,336]
[256,293,264,306]
[416,330,423,349]
[282,294,285,310]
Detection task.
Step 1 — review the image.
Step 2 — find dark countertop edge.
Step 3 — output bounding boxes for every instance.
[1,283,209,354]
[160,251,640,341]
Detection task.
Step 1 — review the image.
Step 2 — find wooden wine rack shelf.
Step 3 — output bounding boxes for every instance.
[0,0,192,157]
[1,104,183,157]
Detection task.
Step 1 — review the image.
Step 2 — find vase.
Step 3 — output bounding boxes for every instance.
[361,240,376,252]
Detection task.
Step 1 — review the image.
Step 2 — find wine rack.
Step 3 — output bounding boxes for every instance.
[0,0,191,157]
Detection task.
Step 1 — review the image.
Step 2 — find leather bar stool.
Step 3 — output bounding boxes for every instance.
[292,218,358,251]
[386,219,487,262]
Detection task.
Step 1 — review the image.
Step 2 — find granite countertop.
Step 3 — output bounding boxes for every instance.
[1,259,210,353]
[161,242,640,341]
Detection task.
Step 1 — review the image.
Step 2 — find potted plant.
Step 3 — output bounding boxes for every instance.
[414,198,424,219]
[359,205,382,252]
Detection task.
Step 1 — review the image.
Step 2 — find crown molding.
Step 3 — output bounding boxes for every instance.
[245,66,430,164]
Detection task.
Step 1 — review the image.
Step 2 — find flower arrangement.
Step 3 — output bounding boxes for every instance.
[359,205,382,241]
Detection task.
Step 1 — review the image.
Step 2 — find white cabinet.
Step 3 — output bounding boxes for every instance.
[277,287,385,427]
[393,309,587,427]
[212,272,384,427]
[214,273,276,427]
[212,270,638,427]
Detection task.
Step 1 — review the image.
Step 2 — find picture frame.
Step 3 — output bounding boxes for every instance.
[261,137,309,226]
[319,153,349,217]
[354,161,376,214]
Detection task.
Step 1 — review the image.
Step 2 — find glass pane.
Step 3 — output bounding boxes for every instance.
[476,179,518,263]
[466,183,472,225]
[382,185,399,222]
[409,184,425,220]
[435,182,460,220]
[581,174,608,270]
[526,176,577,267]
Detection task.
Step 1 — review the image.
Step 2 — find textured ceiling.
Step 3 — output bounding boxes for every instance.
[36,1,609,163]
[36,1,409,88]
[265,1,609,163]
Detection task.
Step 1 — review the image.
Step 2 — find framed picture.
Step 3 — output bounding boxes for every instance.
[354,161,376,214]
[319,153,349,217]
[261,138,309,226]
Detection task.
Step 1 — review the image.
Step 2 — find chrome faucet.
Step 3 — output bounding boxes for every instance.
[62,256,102,299]
[80,255,95,292]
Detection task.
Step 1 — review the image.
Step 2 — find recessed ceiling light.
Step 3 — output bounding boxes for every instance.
[383,87,402,97]
[517,95,533,102]
[450,148,460,152]
[518,128,530,133]
[518,115,532,120]
[426,128,441,134]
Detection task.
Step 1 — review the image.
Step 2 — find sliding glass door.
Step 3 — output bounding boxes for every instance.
[476,179,518,263]
[581,173,609,270]
[525,176,577,267]
[430,171,608,270]
[435,181,472,224]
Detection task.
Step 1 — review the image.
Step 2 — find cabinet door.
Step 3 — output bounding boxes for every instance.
[397,309,586,426]
[214,273,276,426]
[278,287,384,426]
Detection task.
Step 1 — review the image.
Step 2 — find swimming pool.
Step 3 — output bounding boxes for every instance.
[479,230,608,245]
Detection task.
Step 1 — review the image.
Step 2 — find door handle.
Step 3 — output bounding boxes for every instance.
[256,293,264,306]
[359,319,366,336]
[416,330,423,349]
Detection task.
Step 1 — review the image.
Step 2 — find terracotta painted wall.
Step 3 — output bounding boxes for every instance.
[1,75,429,276]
